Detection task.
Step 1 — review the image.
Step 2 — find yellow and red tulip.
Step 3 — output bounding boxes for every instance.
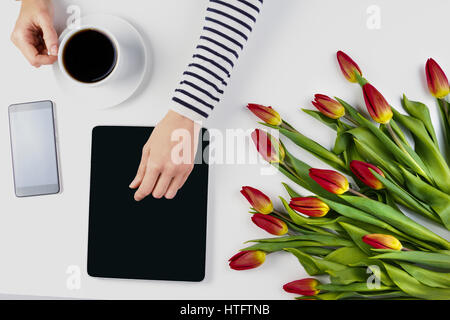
[337,50,362,83]
[426,58,450,99]
[289,197,330,218]
[229,250,266,270]
[362,83,393,124]
[283,278,321,296]
[362,234,403,251]
[350,160,385,190]
[247,103,282,126]
[240,186,273,214]
[251,213,288,235]
[309,168,349,195]
[312,94,345,119]
[251,129,285,164]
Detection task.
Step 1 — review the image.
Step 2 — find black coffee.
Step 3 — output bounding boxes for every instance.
[63,29,117,83]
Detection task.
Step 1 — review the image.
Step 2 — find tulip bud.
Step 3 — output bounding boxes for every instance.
[312,94,345,119]
[283,278,321,296]
[241,186,273,214]
[337,50,362,83]
[247,103,282,126]
[309,168,349,195]
[362,234,403,251]
[289,197,330,217]
[362,83,393,124]
[350,160,385,190]
[251,213,288,235]
[251,129,285,163]
[229,250,266,270]
[426,58,450,98]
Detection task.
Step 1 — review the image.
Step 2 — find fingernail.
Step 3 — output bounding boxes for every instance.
[50,45,58,56]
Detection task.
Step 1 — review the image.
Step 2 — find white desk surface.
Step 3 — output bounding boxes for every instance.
[0,0,449,299]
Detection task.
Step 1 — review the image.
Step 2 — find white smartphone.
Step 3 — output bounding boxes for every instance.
[8,100,60,197]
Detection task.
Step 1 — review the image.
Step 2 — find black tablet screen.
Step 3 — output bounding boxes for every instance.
[87,126,208,281]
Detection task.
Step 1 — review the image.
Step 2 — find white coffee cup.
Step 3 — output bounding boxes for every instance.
[58,21,136,87]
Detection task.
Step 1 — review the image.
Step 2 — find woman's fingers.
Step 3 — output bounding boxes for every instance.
[13,32,57,67]
[152,171,175,199]
[129,147,150,189]
[164,168,192,199]
[134,163,161,201]
[39,18,59,56]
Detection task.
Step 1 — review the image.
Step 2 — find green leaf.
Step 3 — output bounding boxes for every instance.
[437,99,450,164]
[402,95,439,148]
[318,282,393,293]
[340,195,450,250]
[392,107,450,194]
[281,182,303,198]
[325,246,368,265]
[284,248,324,275]
[355,112,432,182]
[338,222,372,254]
[298,291,411,300]
[370,170,441,224]
[399,262,450,288]
[383,263,450,300]
[329,267,370,285]
[401,167,450,230]
[300,247,334,256]
[246,234,353,247]
[278,127,347,172]
[371,250,450,270]
[242,241,325,252]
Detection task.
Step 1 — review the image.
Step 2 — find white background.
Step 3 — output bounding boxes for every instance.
[0,0,449,299]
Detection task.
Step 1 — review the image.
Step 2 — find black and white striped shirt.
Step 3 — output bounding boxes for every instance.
[171,0,263,121]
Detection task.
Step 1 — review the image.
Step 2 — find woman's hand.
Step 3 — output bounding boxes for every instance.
[130,111,201,200]
[11,0,58,67]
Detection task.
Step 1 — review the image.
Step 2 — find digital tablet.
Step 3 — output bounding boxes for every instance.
[87,126,209,282]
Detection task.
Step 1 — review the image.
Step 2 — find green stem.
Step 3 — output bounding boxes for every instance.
[344,115,359,127]
[348,188,369,199]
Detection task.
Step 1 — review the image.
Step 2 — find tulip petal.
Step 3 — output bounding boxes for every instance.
[251,214,288,235]
[229,250,266,270]
[362,83,393,124]
[247,104,282,126]
[309,168,349,195]
[337,51,362,83]
[241,186,273,214]
[283,278,320,296]
[426,58,450,99]
[350,160,384,190]
[362,234,403,250]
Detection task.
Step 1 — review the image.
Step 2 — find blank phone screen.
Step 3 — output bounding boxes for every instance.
[9,101,59,197]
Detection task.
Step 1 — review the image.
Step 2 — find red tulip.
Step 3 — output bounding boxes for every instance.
[309,168,349,195]
[426,58,450,98]
[362,234,403,251]
[247,103,282,126]
[289,197,330,217]
[241,186,273,214]
[251,129,285,164]
[251,214,288,235]
[229,250,266,270]
[312,94,345,119]
[283,278,321,296]
[350,160,385,190]
[337,51,362,83]
[362,83,393,124]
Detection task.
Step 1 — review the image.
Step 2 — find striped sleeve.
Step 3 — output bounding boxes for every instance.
[171,0,264,121]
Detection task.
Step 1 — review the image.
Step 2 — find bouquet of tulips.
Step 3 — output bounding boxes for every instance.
[229,51,450,300]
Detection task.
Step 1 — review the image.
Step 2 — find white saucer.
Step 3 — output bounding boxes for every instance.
[53,14,148,109]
